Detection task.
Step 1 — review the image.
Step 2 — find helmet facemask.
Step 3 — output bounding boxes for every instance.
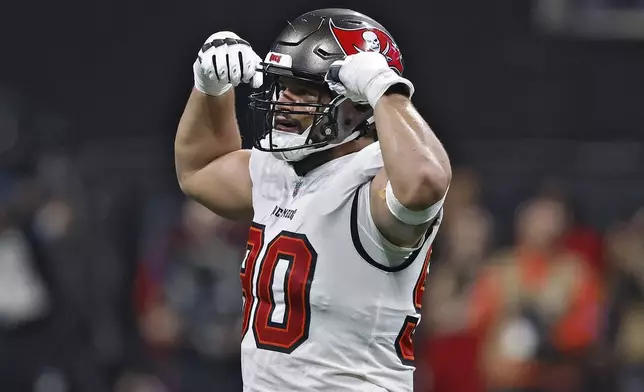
[249,63,374,162]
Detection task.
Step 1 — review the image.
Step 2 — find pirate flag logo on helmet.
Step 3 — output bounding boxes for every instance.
[329,18,404,75]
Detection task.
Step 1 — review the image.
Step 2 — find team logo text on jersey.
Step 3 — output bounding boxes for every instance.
[329,19,404,75]
[271,205,297,220]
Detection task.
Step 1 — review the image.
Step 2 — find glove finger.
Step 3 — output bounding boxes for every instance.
[325,63,343,84]
[226,48,243,86]
[211,45,229,82]
[249,52,264,88]
[240,47,257,83]
[326,81,346,95]
[195,43,214,79]
[194,55,208,79]
[205,31,241,42]
[250,69,264,89]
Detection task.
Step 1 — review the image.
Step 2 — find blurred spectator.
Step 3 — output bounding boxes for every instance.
[470,196,601,392]
[0,175,50,328]
[114,372,169,392]
[563,219,605,277]
[134,199,247,391]
[540,181,605,276]
[442,166,482,223]
[0,174,54,391]
[604,208,644,392]
[0,165,123,392]
[417,167,492,392]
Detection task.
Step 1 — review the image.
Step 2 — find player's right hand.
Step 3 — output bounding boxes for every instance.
[193,31,264,97]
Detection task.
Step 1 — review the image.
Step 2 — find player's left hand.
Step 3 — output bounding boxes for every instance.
[325,52,414,108]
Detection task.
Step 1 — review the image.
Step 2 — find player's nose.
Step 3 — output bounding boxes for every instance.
[275,90,302,112]
[277,88,298,103]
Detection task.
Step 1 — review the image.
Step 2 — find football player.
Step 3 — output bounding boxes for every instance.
[175,8,451,392]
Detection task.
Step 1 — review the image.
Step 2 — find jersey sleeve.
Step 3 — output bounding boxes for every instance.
[351,181,443,270]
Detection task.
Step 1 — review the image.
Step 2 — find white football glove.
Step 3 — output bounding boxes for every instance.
[325,52,414,108]
[193,31,264,97]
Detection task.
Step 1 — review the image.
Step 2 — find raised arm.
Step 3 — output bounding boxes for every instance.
[174,31,263,221]
[327,52,451,247]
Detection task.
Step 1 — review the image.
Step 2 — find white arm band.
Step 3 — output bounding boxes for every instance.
[385,180,446,225]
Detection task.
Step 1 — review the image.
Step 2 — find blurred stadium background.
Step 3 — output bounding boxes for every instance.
[1,0,644,391]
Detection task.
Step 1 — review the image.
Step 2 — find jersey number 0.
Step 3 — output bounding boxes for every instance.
[240,222,429,363]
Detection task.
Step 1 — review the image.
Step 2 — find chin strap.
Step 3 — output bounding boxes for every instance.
[360,116,376,139]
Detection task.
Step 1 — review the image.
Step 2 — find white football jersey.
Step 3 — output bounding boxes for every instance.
[240,142,442,392]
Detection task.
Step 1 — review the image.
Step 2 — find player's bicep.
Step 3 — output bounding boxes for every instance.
[369,169,439,248]
[179,149,253,221]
